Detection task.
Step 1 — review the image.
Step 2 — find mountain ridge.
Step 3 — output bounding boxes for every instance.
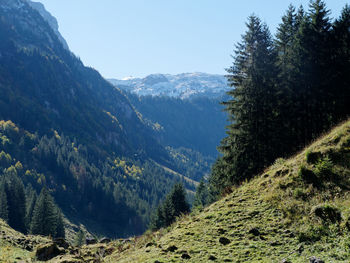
[109,72,229,99]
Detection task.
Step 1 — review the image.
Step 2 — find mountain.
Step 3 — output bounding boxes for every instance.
[109,73,229,99]
[127,93,228,159]
[26,0,69,50]
[0,0,197,237]
[2,119,350,262]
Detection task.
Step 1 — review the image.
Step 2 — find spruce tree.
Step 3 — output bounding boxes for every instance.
[4,172,26,233]
[149,205,164,231]
[218,15,278,185]
[290,0,332,145]
[162,196,175,227]
[169,183,190,218]
[193,179,209,208]
[55,209,65,238]
[0,181,8,222]
[25,186,37,229]
[149,183,189,230]
[331,5,350,121]
[30,188,59,237]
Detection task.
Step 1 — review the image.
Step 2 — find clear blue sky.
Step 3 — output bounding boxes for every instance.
[34,0,348,79]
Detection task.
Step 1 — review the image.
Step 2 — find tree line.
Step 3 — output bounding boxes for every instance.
[208,1,350,196]
[0,172,64,238]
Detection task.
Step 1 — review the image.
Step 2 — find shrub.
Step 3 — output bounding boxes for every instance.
[298,224,328,243]
[314,156,334,178]
[305,150,321,164]
[312,204,342,224]
[293,188,307,200]
[298,165,318,185]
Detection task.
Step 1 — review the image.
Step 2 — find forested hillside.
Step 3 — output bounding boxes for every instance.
[0,0,196,238]
[127,94,227,158]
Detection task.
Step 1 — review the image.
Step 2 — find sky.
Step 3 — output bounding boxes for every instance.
[34,0,349,79]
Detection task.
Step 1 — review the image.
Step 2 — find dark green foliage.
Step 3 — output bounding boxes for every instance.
[298,165,318,185]
[30,188,62,238]
[314,156,334,178]
[0,181,8,222]
[305,150,322,164]
[298,225,328,243]
[166,147,213,182]
[193,179,210,208]
[3,170,27,233]
[214,15,279,188]
[56,210,65,238]
[0,120,188,237]
[210,1,350,196]
[312,204,342,224]
[149,183,190,230]
[25,185,37,229]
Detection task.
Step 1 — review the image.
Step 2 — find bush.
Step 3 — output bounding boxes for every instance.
[298,225,328,243]
[314,156,334,178]
[298,165,318,185]
[305,150,321,164]
[312,204,342,224]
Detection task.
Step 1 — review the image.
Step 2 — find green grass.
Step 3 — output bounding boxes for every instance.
[104,120,350,262]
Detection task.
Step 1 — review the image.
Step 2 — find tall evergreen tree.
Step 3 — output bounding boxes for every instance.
[0,181,8,222]
[330,4,350,121]
[30,187,61,237]
[193,179,209,208]
[149,183,189,230]
[56,209,65,238]
[169,183,190,218]
[217,15,278,186]
[4,171,26,233]
[291,0,332,145]
[25,185,37,229]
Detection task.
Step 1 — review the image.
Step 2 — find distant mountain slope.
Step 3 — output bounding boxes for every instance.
[0,0,194,237]
[127,93,228,159]
[109,73,229,99]
[0,0,167,162]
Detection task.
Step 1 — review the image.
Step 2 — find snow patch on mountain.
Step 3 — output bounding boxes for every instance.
[109,73,229,99]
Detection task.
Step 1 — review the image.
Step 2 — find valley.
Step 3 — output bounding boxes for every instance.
[0,0,350,262]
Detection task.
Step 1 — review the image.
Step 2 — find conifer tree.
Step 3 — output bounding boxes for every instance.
[0,181,8,222]
[169,183,190,218]
[56,209,65,238]
[4,171,26,233]
[217,15,278,185]
[193,179,209,208]
[331,4,350,121]
[149,205,164,231]
[30,188,60,237]
[291,0,332,145]
[25,186,37,229]
[149,183,189,230]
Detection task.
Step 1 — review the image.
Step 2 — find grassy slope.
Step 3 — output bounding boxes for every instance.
[0,219,49,263]
[104,120,350,262]
[1,120,350,262]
